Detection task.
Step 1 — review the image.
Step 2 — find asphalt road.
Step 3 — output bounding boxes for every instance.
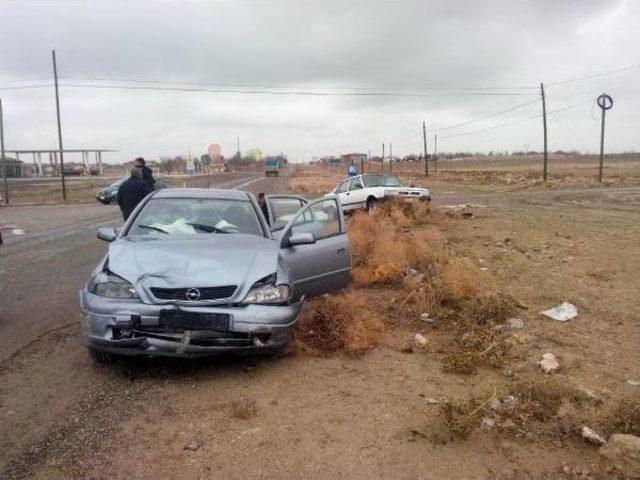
[0,179,638,477]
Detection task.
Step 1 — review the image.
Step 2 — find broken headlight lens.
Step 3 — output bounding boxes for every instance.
[91,273,139,299]
[243,275,290,305]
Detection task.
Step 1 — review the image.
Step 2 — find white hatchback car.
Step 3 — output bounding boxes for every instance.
[328,174,431,212]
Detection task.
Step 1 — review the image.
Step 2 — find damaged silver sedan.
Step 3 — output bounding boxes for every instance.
[79,188,351,361]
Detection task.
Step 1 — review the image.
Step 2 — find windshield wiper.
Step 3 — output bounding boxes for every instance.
[187,222,229,234]
[138,224,170,234]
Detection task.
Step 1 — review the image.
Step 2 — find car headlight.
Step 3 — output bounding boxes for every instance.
[243,274,290,305]
[90,272,139,299]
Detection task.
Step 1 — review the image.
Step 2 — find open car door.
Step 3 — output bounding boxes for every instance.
[279,195,351,298]
[265,194,308,233]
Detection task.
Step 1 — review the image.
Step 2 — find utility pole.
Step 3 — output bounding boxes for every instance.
[52,49,66,200]
[389,142,393,173]
[434,132,438,173]
[541,83,548,182]
[422,121,429,177]
[382,142,385,173]
[0,99,8,204]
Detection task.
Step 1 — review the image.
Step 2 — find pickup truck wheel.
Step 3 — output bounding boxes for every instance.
[366,197,378,212]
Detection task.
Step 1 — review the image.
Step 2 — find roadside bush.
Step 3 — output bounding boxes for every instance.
[348,199,514,373]
[293,292,384,356]
[348,208,443,288]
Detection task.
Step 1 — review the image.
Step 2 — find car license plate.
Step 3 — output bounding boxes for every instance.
[159,310,230,331]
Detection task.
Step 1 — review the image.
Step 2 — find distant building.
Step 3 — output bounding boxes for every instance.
[245,148,263,162]
[2,157,25,177]
[341,153,367,164]
[207,143,226,169]
[318,156,341,166]
[208,143,222,158]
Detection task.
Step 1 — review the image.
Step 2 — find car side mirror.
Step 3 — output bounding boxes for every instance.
[97,227,117,242]
[288,232,316,246]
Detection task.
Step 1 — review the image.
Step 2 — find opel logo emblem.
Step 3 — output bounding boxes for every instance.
[185,288,201,301]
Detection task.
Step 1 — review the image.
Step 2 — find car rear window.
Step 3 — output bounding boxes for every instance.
[362,175,401,187]
[127,198,263,237]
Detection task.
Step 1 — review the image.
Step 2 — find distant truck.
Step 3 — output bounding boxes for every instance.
[264,157,280,177]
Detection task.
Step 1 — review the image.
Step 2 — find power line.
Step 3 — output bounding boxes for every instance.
[56,82,538,97]
[390,98,540,147]
[58,75,538,93]
[2,61,639,93]
[0,84,50,91]
[430,98,540,133]
[547,63,640,86]
[439,98,592,140]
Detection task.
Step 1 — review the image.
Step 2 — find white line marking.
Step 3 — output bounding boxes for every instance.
[232,176,266,190]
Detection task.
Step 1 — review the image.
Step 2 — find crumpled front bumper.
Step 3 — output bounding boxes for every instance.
[79,289,302,358]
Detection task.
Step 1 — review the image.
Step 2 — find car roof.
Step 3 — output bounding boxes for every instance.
[151,188,251,201]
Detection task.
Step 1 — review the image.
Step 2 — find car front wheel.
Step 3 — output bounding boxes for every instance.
[366,197,378,212]
[88,348,113,364]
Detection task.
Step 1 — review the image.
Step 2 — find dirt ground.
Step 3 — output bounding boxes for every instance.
[0,161,639,479]
[393,154,640,193]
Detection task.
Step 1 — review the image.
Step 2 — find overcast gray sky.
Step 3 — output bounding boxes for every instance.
[0,0,638,163]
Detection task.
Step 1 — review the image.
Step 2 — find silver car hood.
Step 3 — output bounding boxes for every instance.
[107,234,279,295]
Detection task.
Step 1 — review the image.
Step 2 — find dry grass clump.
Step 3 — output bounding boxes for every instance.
[595,396,640,437]
[230,399,258,420]
[404,255,514,374]
[442,318,510,374]
[374,197,432,227]
[435,376,640,444]
[440,376,595,440]
[293,292,384,356]
[441,394,489,439]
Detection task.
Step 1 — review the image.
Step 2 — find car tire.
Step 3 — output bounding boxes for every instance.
[366,197,378,212]
[88,348,113,364]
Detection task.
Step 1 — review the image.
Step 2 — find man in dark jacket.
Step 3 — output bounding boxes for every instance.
[257,192,270,226]
[117,167,148,221]
[134,157,155,193]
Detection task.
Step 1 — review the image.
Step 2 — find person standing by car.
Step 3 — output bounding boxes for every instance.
[134,157,155,193]
[257,192,270,226]
[117,167,148,221]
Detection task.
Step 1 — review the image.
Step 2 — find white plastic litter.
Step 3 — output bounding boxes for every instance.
[581,426,607,445]
[11,229,25,235]
[540,302,577,322]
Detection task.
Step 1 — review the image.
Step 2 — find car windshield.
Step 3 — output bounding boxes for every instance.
[127,198,263,237]
[362,175,402,188]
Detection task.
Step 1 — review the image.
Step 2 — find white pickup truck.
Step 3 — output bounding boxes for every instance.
[327,174,431,212]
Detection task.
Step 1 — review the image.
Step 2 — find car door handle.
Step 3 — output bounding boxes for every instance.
[345,192,350,195]
[336,247,347,254]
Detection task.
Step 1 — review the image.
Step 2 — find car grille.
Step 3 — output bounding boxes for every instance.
[150,285,237,301]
